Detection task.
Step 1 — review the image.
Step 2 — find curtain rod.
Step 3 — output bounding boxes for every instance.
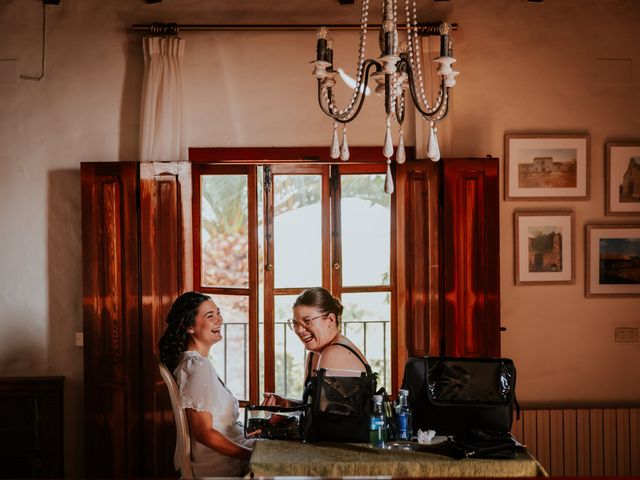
[131,22,458,36]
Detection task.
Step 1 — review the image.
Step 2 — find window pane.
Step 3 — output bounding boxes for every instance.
[274,295,306,400]
[207,294,249,400]
[200,175,249,288]
[273,175,322,288]
[341,292,391,390]
[341,174,391,286]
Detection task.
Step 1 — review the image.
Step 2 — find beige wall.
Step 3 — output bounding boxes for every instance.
[0,0,638,476]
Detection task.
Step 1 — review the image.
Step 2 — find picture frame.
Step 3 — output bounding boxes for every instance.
[514,211,575,285]
[585,224,640,297]
[505,134,590,200]
[605,142,640,216]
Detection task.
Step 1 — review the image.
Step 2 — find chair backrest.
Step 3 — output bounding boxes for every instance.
[159,363,195,479]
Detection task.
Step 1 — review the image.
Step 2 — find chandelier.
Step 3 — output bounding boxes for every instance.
[311,0,459,193]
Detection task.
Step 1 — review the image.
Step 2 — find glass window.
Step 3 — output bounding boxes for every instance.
[200,175,249,288]
[273,175,322,289]
[341,292,391,390]
[207,294,249,400]
[195,164,394,402]
[341,174,391,286]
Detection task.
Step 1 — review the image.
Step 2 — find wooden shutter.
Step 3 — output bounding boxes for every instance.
[81,162,141,478]
[441,158,500,357]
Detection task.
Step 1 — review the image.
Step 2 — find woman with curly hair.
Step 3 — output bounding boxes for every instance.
[158,291,253,477]
[262,286,369,407]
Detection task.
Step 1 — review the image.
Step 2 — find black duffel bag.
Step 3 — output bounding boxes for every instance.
[401,356,519,437]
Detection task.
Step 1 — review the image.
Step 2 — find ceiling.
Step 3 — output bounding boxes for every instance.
[122,0,456,28]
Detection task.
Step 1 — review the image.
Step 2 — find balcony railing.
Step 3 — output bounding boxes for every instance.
[212,319,390,401]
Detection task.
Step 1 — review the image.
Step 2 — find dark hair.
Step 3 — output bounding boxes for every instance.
[158,291,210,371]
[293,287,343,328]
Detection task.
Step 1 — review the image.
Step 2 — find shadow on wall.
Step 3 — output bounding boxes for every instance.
[119,28,145,162]
[0,328,44,373]
[48,169,84,479]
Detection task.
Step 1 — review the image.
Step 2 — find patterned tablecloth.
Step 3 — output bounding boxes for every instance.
[248,439,548,478]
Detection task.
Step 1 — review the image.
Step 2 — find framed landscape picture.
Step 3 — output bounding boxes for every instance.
[514,211,575,285]
[605,142,640,216]
[586,224,640,297]
[505,134,590,200]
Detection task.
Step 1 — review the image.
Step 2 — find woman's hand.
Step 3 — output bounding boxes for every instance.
[261,393,292,407]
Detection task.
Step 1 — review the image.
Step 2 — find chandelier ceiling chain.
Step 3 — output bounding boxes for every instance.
[311,0,459,194]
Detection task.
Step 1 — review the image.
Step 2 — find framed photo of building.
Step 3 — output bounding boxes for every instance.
[605,142,640,216]
[514,211,575,285]
[586,224,640,297]
[505,134,590,200]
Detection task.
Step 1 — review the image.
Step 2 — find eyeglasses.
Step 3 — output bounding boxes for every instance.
[286,314,326,331]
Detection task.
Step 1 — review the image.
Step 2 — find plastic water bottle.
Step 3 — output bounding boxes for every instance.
[369,394,386,448]
[395,389,412,442]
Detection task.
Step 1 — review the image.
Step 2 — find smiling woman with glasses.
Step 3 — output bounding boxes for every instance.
[263,287,369,408]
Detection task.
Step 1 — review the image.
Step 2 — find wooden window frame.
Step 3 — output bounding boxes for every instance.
[190,147,417,399]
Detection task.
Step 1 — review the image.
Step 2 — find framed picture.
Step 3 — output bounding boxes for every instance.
[505,134,590,200]
[586,224,640,297]
[605,142,640,216]
[514,211,575,285]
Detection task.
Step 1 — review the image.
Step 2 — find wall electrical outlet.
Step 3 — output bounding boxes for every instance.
[75,332,84,347]
[614,327,639,343]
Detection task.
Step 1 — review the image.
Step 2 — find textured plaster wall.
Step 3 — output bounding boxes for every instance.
[0,0,639,477]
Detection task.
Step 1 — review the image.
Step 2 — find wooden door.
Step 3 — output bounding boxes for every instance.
[441,158,500,357]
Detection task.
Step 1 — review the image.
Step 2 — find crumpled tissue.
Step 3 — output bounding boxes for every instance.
[417,429,436,444]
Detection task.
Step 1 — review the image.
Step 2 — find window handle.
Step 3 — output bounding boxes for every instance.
[333,262,341,270]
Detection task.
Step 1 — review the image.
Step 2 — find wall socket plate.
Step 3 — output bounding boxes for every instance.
[614,327,639,343]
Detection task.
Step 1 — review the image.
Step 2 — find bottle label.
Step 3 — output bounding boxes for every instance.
[370,416,386,448]
[396,412,408,440]
[370,417,385,429]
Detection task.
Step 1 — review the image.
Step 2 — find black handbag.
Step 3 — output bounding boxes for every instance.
[301,365,377,442]
[401,356,519,436]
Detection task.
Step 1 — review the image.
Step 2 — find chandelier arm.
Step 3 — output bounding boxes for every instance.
[429,87,451,122]
[317,59,381,123]
[400,58,449,119]
[317,80,365,121]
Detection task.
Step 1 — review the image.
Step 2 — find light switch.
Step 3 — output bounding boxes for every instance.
[75,332,84,347]
[614,327,639,343]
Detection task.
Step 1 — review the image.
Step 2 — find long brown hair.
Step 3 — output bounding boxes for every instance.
[158,291,210,371]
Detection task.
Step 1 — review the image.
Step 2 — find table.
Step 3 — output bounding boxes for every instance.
[248,439,548,478]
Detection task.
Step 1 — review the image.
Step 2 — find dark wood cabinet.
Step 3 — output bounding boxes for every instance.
[81,162,191,478]
[0,377,64,478]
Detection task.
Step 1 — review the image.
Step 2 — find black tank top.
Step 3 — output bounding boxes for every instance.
[304,343,369,383]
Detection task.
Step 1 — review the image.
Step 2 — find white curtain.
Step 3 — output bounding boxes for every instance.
[139,36,186,162]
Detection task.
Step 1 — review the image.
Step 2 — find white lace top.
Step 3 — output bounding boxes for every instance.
[173,350,254,477]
